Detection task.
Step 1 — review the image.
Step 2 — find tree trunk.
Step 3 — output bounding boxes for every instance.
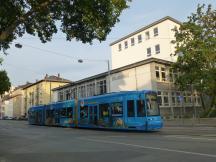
[200,93,206,110]
[210,95,216,109]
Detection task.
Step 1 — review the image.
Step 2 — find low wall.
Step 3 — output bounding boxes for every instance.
[164,118,216,127]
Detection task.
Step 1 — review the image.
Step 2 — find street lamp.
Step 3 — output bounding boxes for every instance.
[15,43,23,48]
[77,59,111,93]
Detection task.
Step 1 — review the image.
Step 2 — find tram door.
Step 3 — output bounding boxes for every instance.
[89,105,98,126]
[55,109,60,125]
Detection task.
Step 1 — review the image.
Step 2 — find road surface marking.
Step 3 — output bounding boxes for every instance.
[165,135,216,141]
[78,137,216,158]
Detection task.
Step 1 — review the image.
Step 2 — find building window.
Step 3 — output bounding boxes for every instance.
[157,91,162,106]
[66,90,71,100]
[71,88,77,99]
[96,80,106,95]
[161,67,166,81]
[155,44,160,54]
[86,83,95,97]
[59,91,64,101]
[169,69,173,82]
[155,66,160,80]
[145,31,150,40]
[163,92,169,106]
[171,92,176,106]
[155,66,167,82]
[124,41,128,49]
[169,69,178,82]
[153,27,159,36]
[147,47,151,57]
[78,85,86,98]
[131,38,135,46]
[118,44,122,51]
[184,92,192,104]
[195,95,201,105]
[176,92,181,105]
[138,34,142,43]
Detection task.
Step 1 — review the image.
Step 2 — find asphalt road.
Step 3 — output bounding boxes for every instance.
[0,120,216,162]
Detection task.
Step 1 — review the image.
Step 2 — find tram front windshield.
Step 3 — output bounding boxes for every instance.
[146,93,160,116]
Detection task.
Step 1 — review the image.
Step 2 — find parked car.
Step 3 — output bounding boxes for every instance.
[18,116,28,121]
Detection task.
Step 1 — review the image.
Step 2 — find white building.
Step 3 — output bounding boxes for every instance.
[0,97,4,119]
[3,98,14,118]
[0,86,15,119]
[52,16,201,118]
[110,16,180,69]
[0,84,31,119]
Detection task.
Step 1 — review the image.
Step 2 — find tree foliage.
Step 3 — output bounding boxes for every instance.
[0,70,11,96]
[0,0,130,53]
[172,4,216,108]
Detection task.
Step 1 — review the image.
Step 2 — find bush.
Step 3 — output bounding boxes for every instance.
[200,108,216,118]
[208,108,216,118]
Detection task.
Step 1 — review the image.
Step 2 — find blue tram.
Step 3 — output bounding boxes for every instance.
[28,90,163,131]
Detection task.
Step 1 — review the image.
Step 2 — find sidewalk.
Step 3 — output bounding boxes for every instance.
[164,118,216,127]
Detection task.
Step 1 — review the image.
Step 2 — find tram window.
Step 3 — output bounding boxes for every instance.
[60,108,67,117]
[46,110,54,118]
[99,103,109,118]
[137,100,146,117]
[111,102,123,116]
[55,109,60,116]
[80,106,88,119]
[89,107,93,116]
[67,107,72,118]
[127,100,135,117]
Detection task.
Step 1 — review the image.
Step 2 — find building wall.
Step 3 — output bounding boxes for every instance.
[24,81,68,113]
[13,95,22,118]
[53,78,107,102]
[150,62,201,118]
[0,97,4,119]
[111,19,179,69]
[52,17,201,118]
[111,64,152,92]
[11,88,26,118]
[4,100,13,118]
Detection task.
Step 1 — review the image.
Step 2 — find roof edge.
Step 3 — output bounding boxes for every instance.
[23,79,72,90]
[52,58,172,91]
[109,16,181,46]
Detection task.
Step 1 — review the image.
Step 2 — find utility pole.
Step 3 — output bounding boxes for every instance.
[50,81,52,103]
[107,60,111,93]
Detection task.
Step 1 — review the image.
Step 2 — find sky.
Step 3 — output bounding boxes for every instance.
[1,0,216,86]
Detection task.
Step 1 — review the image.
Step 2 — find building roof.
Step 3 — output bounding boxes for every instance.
[52,58,172,91]
[109,16,181,46]
[23,74,72,90]
[14,82,33,90]
[1,93,22,101]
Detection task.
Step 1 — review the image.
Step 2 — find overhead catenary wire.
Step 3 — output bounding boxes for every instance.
[13,42,109,62]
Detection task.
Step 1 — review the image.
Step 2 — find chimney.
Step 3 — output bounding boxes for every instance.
[58,73,60,78]
[45,74,48,79]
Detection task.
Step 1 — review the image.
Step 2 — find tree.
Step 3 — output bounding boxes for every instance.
[172,4,216,110]
[0,0,130,54]
[0,70,11,96]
